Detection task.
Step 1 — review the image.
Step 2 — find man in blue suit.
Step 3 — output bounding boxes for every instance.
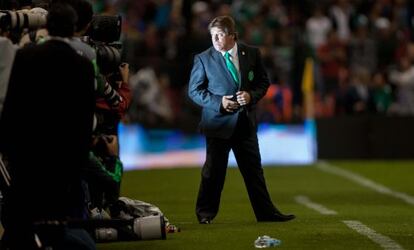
[188,16,295,224]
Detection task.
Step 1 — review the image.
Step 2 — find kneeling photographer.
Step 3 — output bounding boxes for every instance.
[58,0,130,215]
[83,14,131,216]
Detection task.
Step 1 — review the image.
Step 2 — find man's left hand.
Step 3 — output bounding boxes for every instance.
[236,91,251,106]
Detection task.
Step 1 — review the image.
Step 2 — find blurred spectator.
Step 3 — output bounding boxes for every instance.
[317,30,347,97]
[389,56,414,115]
[374,17,399,70]
[334,67,351,115]
[329,0,354,43]
[344,67,374,114]
[348,15,377,73]
[128,67,174,127]
[306,5,332,50]
[257,82,293,123]
[272,29,293,85]
[371,71,392,113]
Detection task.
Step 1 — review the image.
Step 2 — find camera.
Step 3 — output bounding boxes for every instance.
[0,9,46,31]
[87,15,121,43]
[93,215,167,242]
[86,14,122,76]
[34,215,167,245]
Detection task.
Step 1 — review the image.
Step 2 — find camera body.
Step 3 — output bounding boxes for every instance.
[85,15,123,76]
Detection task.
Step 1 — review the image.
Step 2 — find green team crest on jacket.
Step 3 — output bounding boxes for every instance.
[248,70,254,81]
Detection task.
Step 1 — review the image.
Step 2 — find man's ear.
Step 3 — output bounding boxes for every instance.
[231,32,237,41]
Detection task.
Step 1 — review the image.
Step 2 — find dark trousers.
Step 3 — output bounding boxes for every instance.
[196,113,277,221]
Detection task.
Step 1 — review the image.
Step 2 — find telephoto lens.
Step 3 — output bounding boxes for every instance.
[0,10,46,31]
[95,44,122,75]
[133,215,167,240]
[84,215,166,242]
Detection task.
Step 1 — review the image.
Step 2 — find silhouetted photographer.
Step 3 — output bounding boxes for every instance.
[0,3,96,249]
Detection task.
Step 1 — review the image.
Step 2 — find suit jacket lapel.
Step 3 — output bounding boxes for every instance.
[237,43,248,91]
[210,47,236,87]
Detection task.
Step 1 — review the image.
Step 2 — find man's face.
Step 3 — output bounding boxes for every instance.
[210,27,235,52]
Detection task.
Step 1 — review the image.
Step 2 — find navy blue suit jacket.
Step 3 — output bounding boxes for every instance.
[188,43,269,138]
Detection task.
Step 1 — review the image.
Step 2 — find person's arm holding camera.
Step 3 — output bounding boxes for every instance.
[97,63,131,117]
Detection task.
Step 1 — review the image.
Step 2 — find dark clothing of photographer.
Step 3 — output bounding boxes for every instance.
[56,0,130,217]
[84,135,123,211]
[0,3,96,249]
[0,37,16,118]
[0,39,95,249]
[89,75,130,211]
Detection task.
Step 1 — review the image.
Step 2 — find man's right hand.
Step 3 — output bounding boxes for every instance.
[119,63,129,84]
[222,95,240,113]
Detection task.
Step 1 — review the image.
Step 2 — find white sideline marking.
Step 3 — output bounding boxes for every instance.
[295,195,337,215]
[317,161,414,206]
[343,220,404,250]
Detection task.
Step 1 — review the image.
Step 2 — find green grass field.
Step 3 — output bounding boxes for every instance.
[97,161,414,250]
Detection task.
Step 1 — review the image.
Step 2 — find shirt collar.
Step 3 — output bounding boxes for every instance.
[221,43,238,58]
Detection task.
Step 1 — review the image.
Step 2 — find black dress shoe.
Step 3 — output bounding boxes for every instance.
[258,213,296,222]
[199,218,212,224]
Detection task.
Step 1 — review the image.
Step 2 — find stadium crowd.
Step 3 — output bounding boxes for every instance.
[83,0,414,128]
[3,0,414,127]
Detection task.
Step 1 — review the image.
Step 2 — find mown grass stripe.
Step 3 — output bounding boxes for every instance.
[343,220,404,250]
[295,195,337,215]
[316,161,414,206]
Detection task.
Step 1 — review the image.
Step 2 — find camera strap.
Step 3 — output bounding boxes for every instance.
[0,153,11,187]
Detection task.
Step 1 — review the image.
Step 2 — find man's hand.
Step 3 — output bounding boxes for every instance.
[119,63,129,83]
[103,135,119,156]
[92,135,119,156]
[236,91,251,106]
[222,95,240,112]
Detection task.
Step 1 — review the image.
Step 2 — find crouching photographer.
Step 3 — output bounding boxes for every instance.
[86,13,131,132]
[84,10,131,219]
[0,3,96,249]
[58,0,130,211]
[85,134,122,214]
[53,0,130,125]
[87,51,130,219]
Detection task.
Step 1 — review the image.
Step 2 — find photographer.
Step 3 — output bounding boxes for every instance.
[59,0,131,219]
[0,3,95,249]
[60,0,131,118]
[86,62,130,211]
[0,33,17,118]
